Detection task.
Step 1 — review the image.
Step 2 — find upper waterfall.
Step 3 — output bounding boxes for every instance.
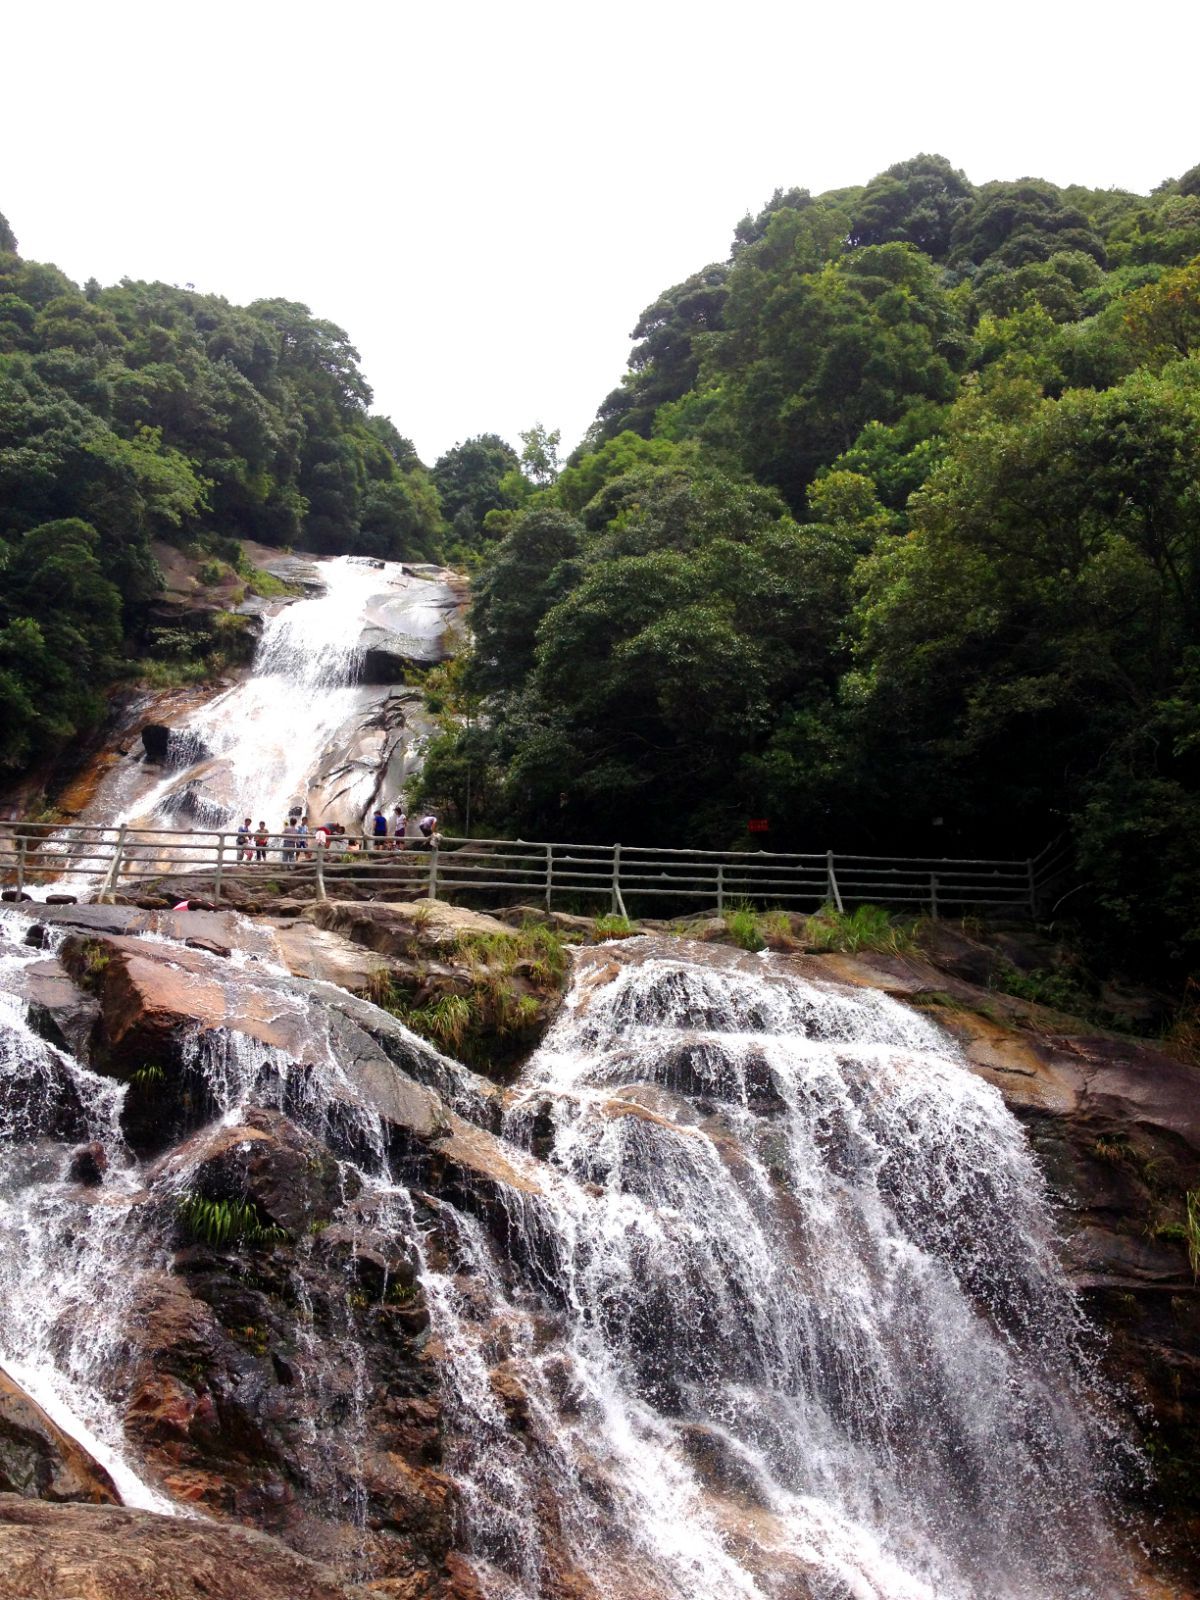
[129,557,386,830]
[44,555,465,849]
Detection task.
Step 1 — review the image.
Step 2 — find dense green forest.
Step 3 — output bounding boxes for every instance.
[5,152,1200,975]
[0,210,555,768]
[417,154,1200,976]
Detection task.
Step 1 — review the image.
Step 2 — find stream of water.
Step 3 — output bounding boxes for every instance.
[127,556,395,831]
[430,949,1130,1600]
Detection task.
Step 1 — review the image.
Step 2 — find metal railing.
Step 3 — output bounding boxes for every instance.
[0,820,1056,918]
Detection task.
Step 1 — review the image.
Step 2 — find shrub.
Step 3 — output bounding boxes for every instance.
[242,565,300,599]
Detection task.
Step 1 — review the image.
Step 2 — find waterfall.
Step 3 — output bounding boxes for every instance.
[0,911,176,1511]
[0,912,1137,1597]
[430,947,1132,1600]
[128,557,389,831]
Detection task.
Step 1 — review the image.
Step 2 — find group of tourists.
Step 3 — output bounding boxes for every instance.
[234,807,438,865]
[369,805,439,850]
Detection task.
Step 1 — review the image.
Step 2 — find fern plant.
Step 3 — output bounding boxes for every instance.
[177,1194,286,1250]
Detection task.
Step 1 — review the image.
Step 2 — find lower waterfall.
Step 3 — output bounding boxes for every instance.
[432,945,1130,1600]
[0,915,1137,1599]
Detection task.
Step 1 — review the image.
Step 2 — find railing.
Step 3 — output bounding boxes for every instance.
[0,821,1054,918]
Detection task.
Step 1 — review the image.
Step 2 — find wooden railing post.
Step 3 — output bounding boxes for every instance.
[1026,856,1037,918]
[315,835,327,902]
[213,832,225,904]
[717,862,725,915]
[15,833,26,894]
[930,873,939,920]
[428,842,439,901]
[611,843,628,918]
[544,842,554,910]
[99,824,128,903]
[826,850,844,914]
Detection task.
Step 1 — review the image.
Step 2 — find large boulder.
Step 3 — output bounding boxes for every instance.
[303,689,418,830]
[21,955,100,1059]
[311,900,513,958]
[0,1495,375,1600]
[267,920,392,990]
[355,573,467,682]
[0,1372,119,1505]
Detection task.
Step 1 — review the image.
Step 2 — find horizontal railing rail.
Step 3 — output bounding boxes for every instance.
[0,819,1051,919]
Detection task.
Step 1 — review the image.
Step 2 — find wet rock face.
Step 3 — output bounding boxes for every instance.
[122,1115,453,1584]
[2,903,543,1593]
[798,942,1200,1563]
[0,1374,119,1506]
[302,689,417,832]
[141,726,213,771]
[355,575,467,681]
[0,1494,373,1600]
[8,898,1200,1597]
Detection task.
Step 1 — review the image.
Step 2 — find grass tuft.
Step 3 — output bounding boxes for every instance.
[803,903,919,955]
[723,904,765,952]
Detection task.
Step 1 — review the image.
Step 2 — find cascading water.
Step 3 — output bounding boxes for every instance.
[0,901,421,1547]
[0,910,176,1511]
[0,909,1143,1597]
[426,945,1134,1600]
[130,557,390,830]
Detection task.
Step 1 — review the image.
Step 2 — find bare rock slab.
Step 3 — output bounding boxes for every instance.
[0,1494,372,1600]
[0,1371,119,1505]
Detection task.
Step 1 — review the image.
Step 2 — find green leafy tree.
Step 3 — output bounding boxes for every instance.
[470,506,584,694]
[0,518,123,765]
[848,154,975,260]
[432,433,521,548]
[591,266,729,442]
[519,422,561,486]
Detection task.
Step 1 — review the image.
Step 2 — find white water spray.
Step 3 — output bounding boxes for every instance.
[428,947,1132,1600]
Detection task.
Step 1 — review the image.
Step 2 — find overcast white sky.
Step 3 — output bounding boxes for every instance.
[4,0,1198,465]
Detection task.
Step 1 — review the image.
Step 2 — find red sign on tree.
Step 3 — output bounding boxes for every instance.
[747,818,770,833]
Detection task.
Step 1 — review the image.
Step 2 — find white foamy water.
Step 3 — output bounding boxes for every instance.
[429,948,1133,1600]
[0,912,176,1512]
[127,556,388,831]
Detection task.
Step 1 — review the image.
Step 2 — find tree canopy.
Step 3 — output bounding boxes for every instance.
[0,216,468,765]
[417,152,1200,980]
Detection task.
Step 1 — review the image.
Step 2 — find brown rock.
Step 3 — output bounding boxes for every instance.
[0,1495,372,1600]
[268,921,392,990]
[311,900,513,957]
[0,1371,119,1505]
[67,1141,108,1185]
[424,1111,541,1200]
[22,956,100,1059]
[152,1110,351,1235]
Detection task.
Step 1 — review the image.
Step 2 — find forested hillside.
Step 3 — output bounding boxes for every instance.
[421,154,1200,975]
[0,214,558,770]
